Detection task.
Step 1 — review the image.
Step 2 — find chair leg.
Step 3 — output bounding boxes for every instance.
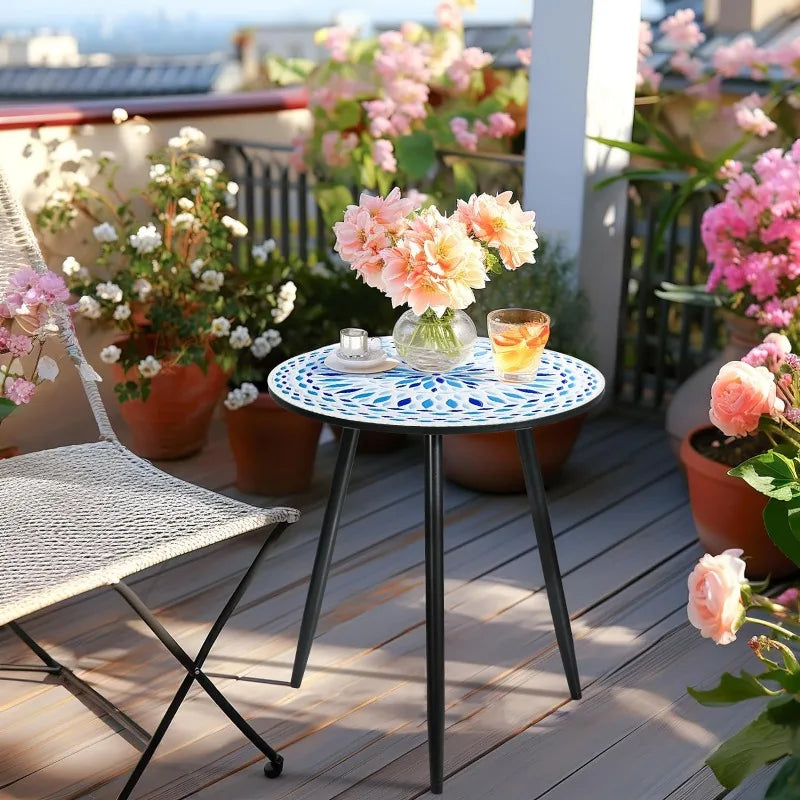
[291,427,360,687]
[515,428,581,700]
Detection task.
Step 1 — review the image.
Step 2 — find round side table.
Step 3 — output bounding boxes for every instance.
[269,337,605,794]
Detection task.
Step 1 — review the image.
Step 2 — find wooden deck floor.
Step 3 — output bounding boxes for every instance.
[0,414,780,800]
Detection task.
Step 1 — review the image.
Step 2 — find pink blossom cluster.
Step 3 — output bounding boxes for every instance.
[713,36,767,79]
[333,187,537,316]
[0,267,69,332]
[288,135,308,174]
[637,21,662,91]
[321,131,358,168]
[436,0,463,31]
[364,30,433,139]
[310,75,364,113]
[450,113,516,152]
[733,93,777,138]
[372,139,397,173]
[659,8,705,49]
[702,141,800,328]
[316,26,355,63]
[446,47,492,91]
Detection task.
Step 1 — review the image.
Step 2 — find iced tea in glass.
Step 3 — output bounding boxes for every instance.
[487,309,550,383]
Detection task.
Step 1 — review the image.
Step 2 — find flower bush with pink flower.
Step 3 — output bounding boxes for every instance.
[0,266,71,424]
[702,141,800,331]
[268,0,527,222]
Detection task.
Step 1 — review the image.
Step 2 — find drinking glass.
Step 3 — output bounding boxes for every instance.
[339,328,380,359]
[487,309,550,383]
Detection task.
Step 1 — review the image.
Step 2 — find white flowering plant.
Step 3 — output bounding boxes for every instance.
[34,114,298,403]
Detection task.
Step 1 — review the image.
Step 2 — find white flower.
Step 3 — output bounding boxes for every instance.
[92,222,118,242]
[132,278,152,301]
[189,258,204,277]
[210,317,231,337]
[138,355,161,378]
[279,280,297,300]
[62,256,82,276]
[151,259,161,273]
[177,197,194,211]
[224,192,238,209]
[167,135,189,149]
[226,181,239,195]
[96,281,123,303]
[77,295,101,319]
[251,239,276,262]
[224,382,259,410]
[271,281,297,324]
[36,355,59,382]
[79,124,95,136]
[76,147,93,160]
[229,325,252,349]
[250,336,272,359]
[65,172,90,188]
[99,150,116,160]
[171,212,197,230]
[113,303,131,321]
[112,107,128,124]
[265,328,282,347]
[209,158,224,172]
[99,344,122,364]
[179,126,207,147]
[134,123,151,136]
[129,224,162,254]
[194,156,210,169]
[199,269,225,291]
[149,163,172,184]
[221,215,248,238]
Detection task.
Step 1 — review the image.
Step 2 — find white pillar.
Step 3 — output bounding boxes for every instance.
[523,0,640,387]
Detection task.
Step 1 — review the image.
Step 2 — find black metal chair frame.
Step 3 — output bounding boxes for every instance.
[0,520,291,800]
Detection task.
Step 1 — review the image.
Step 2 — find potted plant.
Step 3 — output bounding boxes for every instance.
[35,112,255,460]
[1,264,76,454]
[441,237,593,492]
[220,240,330,495]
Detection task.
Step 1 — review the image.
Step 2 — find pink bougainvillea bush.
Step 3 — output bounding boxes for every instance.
[702,141,800,332]
[0,266,71,424]
[268,0,528,221]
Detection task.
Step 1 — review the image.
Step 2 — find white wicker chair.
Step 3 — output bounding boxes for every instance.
[0,168,299,796]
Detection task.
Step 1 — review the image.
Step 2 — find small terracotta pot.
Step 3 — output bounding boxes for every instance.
[0,445,20,459]
[330,425,407,454]
[443,414,587,493]
[680,426,796,579]
[113,355,227,461]
[225,393,323,495]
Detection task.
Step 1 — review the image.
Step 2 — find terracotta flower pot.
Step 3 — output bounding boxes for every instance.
[113,355,227,461]
[225,393,323,495]
[443,413,587,494]
[680,426,796,579]
[0,445,20,459]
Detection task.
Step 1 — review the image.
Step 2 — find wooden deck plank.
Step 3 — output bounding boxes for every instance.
[0,415,721,800]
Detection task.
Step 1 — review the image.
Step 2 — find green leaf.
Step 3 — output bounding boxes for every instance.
[330,100,362,131]
[394,131,436,181]
[452,159,477,200]
[589,135,705,169]
[761,669,800,693]
[730,451,800,501]
[764,498,800,567]
[655,283,722,307]
[707,702,796,788]
[766,756,800,799]
[0,397,17,420]
[689,671,781,707]
[265,56,315,86]
[314,184,354,227]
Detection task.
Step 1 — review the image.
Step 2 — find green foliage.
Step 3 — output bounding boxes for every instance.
[0,397,16,421]
[763,498,800,567]
[265,56,315,86]
[729,449,800,502]
[466,237,593,362]
[688,671,781,707]
[394,131,437,181]
[767,756,800,799]
[315,184,356,228]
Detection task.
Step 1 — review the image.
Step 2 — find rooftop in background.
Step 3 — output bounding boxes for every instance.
[0,56,241,101]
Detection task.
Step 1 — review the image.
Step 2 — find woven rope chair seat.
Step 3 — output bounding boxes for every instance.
[0,439,299,627]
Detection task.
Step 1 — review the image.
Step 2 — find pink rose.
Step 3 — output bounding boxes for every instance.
[709,360,782,437]
[687,549,747,645]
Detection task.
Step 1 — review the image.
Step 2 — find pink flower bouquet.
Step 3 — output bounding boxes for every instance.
[332,187,537,368]
[703,141,800,333]
[0,266,71,426]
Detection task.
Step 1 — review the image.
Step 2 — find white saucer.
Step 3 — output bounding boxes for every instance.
[325,347,399,373]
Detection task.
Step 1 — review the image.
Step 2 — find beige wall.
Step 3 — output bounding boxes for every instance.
[0,107,310,454]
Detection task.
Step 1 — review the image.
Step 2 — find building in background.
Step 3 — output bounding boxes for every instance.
[0,32,85,67]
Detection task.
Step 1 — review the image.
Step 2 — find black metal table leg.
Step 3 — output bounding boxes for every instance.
[424,434,445,794]
[515,428,581,700]
[291,426,360,688]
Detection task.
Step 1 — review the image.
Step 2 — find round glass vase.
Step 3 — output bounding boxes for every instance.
[392,308,477,373]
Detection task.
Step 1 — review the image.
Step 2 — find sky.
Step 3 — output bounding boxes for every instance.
[2,0,534,26]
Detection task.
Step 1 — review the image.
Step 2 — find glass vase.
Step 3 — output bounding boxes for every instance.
[392,308,477,373]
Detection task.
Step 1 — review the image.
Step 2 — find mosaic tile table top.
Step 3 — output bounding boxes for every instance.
[268,337,605,434]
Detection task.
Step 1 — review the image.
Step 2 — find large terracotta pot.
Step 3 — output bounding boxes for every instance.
[225,393,323,495]
[666,312,761,459]
[443,414,587,493]
[113,353,227,461]
[680,426,796,579]
[0,445,20,459]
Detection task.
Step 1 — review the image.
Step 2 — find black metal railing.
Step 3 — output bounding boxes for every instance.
[215,138,721,412]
